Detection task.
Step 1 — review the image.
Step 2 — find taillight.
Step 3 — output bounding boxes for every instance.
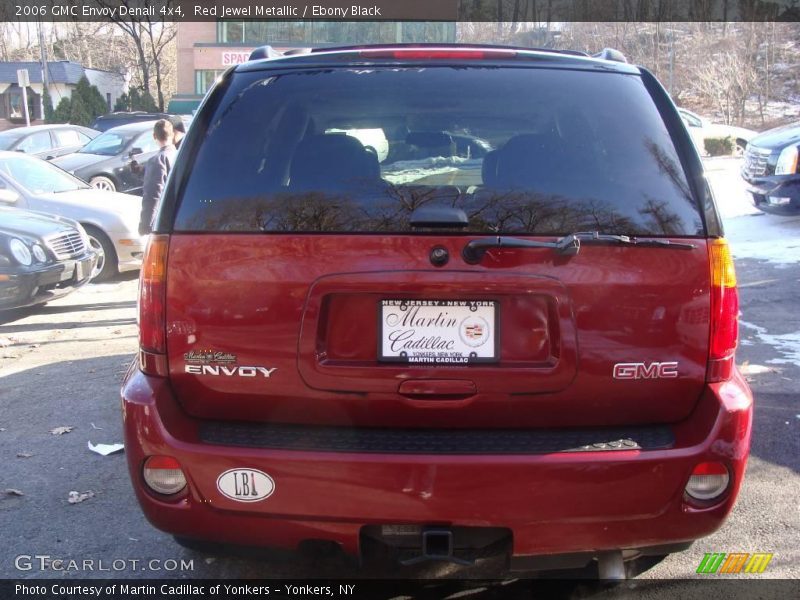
[707,238,738,382]
[359,49,517,60]
[138,235,169,377]
[143,456,186,496]
[685,462,730,503]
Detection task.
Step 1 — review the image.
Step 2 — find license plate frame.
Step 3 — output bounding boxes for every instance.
[75,257,93,281]
[378,299,499,365]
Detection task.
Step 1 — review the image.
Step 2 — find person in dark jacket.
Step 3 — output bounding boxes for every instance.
[169,116,186,150]
[139,119,176,236]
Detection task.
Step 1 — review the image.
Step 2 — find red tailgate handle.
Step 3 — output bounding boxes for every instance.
[398,379,477,399]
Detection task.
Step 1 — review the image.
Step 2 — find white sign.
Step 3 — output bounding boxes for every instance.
[379,299,498,365]
[16,69,30,87]
[221,52,251,66]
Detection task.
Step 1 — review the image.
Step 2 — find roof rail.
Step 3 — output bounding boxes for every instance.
[592,48,628,63]
[308,43,589,58]
[283,48,312,56]
[248,46,283,61]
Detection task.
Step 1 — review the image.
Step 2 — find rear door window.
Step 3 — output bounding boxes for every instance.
[17,131,53,154]
[174,67,703,237]
[54,128,82,146]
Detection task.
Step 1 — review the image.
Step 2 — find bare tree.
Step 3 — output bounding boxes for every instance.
[93,0,176,110]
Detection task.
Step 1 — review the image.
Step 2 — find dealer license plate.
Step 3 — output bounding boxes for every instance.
[378,299,498,365]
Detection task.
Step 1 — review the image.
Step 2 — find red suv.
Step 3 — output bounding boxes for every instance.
[122,45,752,577]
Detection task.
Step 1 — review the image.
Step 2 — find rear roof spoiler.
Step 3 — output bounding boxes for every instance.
[592,48,628,63]
[248,45,284,61]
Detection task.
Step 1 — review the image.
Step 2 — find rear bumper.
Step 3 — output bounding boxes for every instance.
[741,173,800,215]
[121,366,752,561]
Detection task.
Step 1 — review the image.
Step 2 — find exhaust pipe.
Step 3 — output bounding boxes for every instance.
[597,550,626,580]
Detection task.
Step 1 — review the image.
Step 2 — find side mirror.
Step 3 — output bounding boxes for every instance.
[0,189,20,204]
[129,147,143,158]
[15,148,26,153]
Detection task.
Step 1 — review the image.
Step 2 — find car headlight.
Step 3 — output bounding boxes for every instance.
[32,244,47,263]
[775,146,798,175]
[9,238,32,266]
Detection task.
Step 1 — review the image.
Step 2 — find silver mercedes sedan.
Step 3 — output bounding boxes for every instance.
[0,151,143,281]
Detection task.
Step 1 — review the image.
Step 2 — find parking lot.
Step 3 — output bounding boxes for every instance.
[0,158,798,592]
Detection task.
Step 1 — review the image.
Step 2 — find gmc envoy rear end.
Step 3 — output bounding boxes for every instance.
[122,45,752,577]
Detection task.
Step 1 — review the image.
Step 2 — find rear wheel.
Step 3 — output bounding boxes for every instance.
[89,175,116,192]
[82,225,118,282]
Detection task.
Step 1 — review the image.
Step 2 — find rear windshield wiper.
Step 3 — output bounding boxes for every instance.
[462,232,695,264]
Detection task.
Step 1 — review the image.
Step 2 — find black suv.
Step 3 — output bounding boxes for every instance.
[91,112,172,132]
[741,122,800,215]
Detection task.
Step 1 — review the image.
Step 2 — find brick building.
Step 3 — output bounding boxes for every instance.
[169,22,456,113]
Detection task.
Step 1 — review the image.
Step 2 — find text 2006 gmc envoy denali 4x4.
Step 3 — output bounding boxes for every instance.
[122,45,752,578]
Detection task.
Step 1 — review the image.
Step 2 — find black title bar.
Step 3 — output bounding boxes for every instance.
[1,0,799,22]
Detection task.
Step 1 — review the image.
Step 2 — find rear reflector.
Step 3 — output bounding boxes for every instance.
[685,462,730,502]
[360,49,517,60]
[143,456,186,496]
[707,239,738,382]
[138,235,169,376]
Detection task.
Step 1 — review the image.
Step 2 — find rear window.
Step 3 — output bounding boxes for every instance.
[174,66,703,236]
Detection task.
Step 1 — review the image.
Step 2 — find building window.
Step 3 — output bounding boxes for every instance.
[218,21,244,43]
[6,85,40,122]
[195,70,224,95]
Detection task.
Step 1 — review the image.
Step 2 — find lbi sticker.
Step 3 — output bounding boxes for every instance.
[217,468,275,502]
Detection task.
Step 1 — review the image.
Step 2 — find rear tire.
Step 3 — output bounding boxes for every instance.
[82,225,118,282]
[89,175,116,192]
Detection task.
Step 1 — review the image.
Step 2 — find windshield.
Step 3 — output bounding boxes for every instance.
[0,131,25,150]
[0,154,89,194]
[176,67,703,236]
[79,130,137,156]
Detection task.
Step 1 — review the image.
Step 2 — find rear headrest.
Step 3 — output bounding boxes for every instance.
[494,133,565,188]
[290,134,380,191]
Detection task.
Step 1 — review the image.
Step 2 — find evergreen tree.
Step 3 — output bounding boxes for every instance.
[114,92,130,112]
[47,77,109,126]
[42,87,55,123]
[52,97,72,123]
[125,87,159,112]
[68,91,91,126]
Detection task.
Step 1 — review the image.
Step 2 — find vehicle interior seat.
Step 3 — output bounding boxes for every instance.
[289,134,383,191]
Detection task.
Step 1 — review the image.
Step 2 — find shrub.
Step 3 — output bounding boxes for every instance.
[704,136,735,156]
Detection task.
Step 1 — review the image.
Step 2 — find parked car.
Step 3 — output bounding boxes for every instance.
[740,121,800,215]
[91,111,171,132]
[0,206,96,310]
[678,108,757,155]
[50,121,159,194]
[0,124,99,160]
[123,45,751,579]
[0,151,143,280]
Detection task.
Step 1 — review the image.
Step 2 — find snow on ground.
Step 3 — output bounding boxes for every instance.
[741,320,800,366]
[705,156,800,265]
[382,156,482,185]
[709,157,800,367]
